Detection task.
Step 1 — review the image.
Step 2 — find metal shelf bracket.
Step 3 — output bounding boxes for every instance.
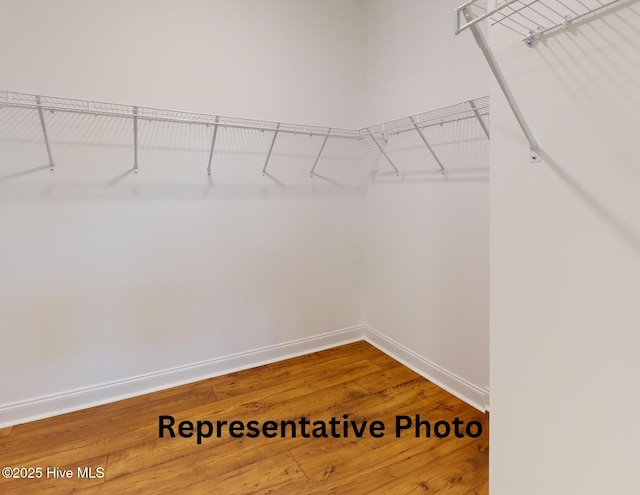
[456,0,624,160]
[262,123,280,176]
[366,129,399,176]
[410,116,446,175]
[456,1,540,161]
[207,116,220,176]
[35,95,55,173]
[133,106,139,174]
[310,128,331,177]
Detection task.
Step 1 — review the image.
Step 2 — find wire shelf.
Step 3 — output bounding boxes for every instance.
[365,97,489,137]
[0,91,361,140]
[456,0,624,45]
[0,91,490,179]
[363,97,490,176]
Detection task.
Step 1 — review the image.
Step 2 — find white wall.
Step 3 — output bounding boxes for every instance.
[362,0,489,124]
[362,0,491,400]
[0,0,363,128]
[0,0,493,425]
[490,3,640,493]
[0,0,367,412]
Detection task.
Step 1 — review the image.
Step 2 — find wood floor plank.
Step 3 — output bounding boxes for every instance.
[1,357,377,468]
[284,389,486,492]
[100,357,379,479]
[271,467,400,495]
[104,380,370,480]
[411,443,488,494]
[3,379,218,457]
[354,360,423,394]
[0,341,488,494]
[177,450,307,495]
[72,450,306,495]
[211,341,378,399]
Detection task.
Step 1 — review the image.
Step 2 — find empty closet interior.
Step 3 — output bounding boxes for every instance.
[2,1,639,491]
[0,0,491,427]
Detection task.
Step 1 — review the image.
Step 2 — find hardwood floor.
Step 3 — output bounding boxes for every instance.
[0,341,488,494]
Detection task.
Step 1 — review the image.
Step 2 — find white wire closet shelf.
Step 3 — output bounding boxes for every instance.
[365,97,490,176]
[0,91,361,139]
[456,0,625,45]
[454,0,625,160]
[0,91,489,180]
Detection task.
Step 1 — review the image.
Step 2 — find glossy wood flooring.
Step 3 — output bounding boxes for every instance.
[0,341,488,494]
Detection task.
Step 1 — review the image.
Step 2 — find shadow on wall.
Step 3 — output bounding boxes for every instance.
[529,4,640,256]
[0,164,51,182]
[536,1,640,142]
[541,151,640,256]
[371,168,489,185]
[0,182,370,202]
[535,0,640,51]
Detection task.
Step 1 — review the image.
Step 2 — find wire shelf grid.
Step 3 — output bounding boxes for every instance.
[0,91,361,140]
[456,0,624,44]
[0,90,490,179]
[365,97,489,138]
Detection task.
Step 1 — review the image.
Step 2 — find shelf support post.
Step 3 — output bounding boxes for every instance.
[207,116,219,176]
[133,106,139,174]
[410,117,446,174]
[262,123,280,176]
[366,129,399,176]
[310,129,331,177]
[469,100,490,139]
[460,6,540,161]
[35,95,55,172]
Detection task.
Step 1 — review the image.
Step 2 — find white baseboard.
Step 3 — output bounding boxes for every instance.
[0,323,489,428]
[0,325,366,429]
[363,325,489,413]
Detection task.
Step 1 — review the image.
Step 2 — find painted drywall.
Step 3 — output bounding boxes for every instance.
[362,0,490,125]
[0,0,363,129]
[362,0,490,397]
[0,0,493,423]
[0,0,367,409]
[489,3,640,493]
